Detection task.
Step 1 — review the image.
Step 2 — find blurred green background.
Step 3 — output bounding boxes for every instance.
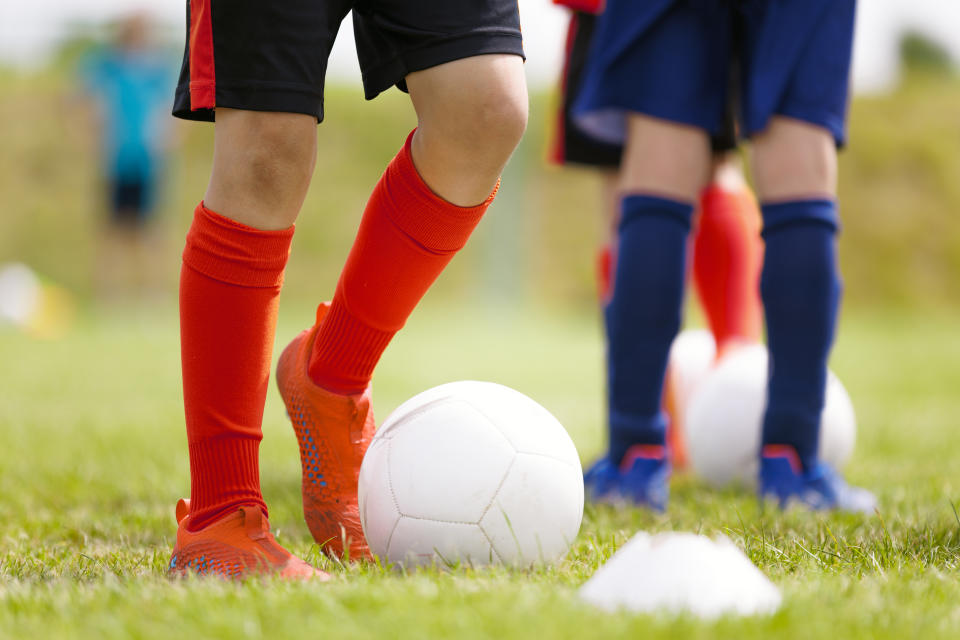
[2,40,959,313]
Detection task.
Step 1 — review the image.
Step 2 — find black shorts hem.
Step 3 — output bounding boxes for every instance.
[173,82,324,122]
[360,31,525,101]
[710,131,738,154]
[556,134,623,169]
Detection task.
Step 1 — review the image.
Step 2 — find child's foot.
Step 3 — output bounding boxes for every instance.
[584,445,671,512]
[168,499,327,580]
[276,303,376,560]
[618,445,670,512]
[759,445,877,513]
[584,457,622,503]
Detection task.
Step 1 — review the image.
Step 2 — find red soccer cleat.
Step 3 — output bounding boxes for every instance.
[276,303,376,560]
[168,499,328,580]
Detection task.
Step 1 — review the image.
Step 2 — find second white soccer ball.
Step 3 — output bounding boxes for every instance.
[358,381,584,568]
[685,345,856,487]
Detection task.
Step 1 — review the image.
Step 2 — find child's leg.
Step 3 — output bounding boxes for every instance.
[307,55,528,394]
[605,115,711,465]
[751,117,840,473]
[279,55,528,555]
[181,110,317,531]
[743,0,871,511]
[169,108,330,580]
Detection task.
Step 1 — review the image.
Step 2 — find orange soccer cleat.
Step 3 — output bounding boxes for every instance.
[276,303,376,560]
[168,499,328,580]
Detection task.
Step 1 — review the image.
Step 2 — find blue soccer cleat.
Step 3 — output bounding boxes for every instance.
[618,445,670,512]
[584,445,671,511]
[759,445,877,514]
[584,457,622,504]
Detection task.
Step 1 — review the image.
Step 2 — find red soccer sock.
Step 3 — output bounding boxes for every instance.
[180,203,294,531]
[691,184,764,353]
[308,130,495,394]
[596,242,613,302]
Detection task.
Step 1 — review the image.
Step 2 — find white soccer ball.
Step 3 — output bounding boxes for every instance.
[685,345,857,487]
[666,329,717,418]
[358,381,584,568]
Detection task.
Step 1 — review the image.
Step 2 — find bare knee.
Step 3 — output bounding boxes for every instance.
[407,55,527,205]
[453,84,528,160]
[619,114,712,202]
[411,55,527,153]
[750,117,837,201]
[205,109,317,229]
[241,116,316,197]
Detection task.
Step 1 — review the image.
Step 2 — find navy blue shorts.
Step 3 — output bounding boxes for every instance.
[173,0,524,123]
[573,0,856,147]
[551,10,739,169]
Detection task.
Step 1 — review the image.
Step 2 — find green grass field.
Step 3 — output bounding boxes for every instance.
[1,301,958,639]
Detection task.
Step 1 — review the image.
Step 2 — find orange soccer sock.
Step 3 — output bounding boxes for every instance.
[308,130,495,395]
[691,184,764,353]
[180,203,294,531]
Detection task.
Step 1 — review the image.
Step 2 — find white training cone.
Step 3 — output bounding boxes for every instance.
[579,532,782,618]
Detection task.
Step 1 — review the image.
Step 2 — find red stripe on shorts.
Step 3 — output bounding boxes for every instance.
[189,0,216,110]
[553,0,605,15]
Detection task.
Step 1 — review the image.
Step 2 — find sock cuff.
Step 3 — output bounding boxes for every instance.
[183,202,295,288]
[620,194,695,231]
[309,301,395,394]
[187,435,266,530]
[379,129,496,253]
[761,199,839,236]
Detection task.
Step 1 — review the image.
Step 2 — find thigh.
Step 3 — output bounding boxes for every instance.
[353,0,524,100]
[173,0,351,123]
[620,114,712,202]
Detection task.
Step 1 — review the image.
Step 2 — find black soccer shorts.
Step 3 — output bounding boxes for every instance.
[173,0,525,122]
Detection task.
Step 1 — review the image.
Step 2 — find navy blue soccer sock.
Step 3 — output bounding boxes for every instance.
[605,195,694,465]
[760,200,842,472]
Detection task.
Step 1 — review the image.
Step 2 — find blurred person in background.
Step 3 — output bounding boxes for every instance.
[571,0,876,513]
[550,0,763,487]
[78,12,175,302]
